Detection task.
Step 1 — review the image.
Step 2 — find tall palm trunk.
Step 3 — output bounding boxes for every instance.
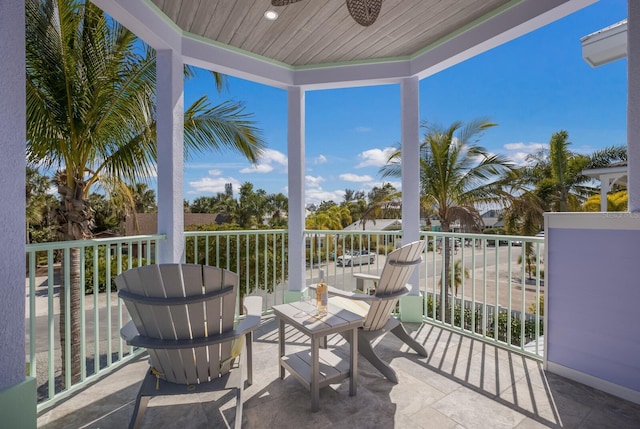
[56,175,91,386]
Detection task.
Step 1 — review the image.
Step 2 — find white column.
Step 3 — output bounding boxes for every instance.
[601,176,610,212]
[0,0,26,391]
[156,50,185,263]
[628,1,640,212]
[401,77,421,294]
[287,86,306,293]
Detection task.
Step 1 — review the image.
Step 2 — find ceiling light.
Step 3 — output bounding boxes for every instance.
[264,10,279,20]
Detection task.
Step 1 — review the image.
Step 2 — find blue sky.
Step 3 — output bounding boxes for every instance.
[183,0,628,206]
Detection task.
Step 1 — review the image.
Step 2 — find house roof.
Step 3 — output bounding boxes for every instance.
[581,18,627,67]
[343,218,402,231]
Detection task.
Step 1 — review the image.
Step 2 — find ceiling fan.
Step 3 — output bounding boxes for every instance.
[271,0,383,27]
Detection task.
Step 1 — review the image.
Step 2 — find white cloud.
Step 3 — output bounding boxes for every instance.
[503,142,547,165]
[239,148,287,174]
[239,164,274,173]
[262,148,288,166]
[188,176,240,194]
[339,173,373,183]
[208,169,223,176]
[306,175,325,188]
[314,155,327,164]
[504,142,546,152]
[355,147,396,168]
[355,126,372,133]
[305,188,345,205]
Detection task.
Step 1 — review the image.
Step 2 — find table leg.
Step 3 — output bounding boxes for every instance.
[350,327,358,396]
[279,318,285,379]
[311,335,320,412]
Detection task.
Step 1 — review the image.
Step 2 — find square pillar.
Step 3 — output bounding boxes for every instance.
[285,86,306,302]
[156,50,185,263]
[400,76,422,290]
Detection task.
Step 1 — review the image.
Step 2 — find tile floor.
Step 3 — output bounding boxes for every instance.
[37,317,640,428]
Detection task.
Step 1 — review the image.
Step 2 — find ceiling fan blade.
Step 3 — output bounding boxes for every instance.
[271,0,306,5]
[346,0,383,27]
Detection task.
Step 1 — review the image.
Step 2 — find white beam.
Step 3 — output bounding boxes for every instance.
[601,177,610,212]
[156,50,185,263]
[287,87,306,292]
[401,77,421,294]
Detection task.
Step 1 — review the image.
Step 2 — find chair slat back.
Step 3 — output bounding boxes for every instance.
[116,264,239,385]
[364,241,426,331]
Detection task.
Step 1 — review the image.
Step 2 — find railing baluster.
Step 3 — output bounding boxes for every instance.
[47,248,55,400]
[79,246,86,381]
[28,251,37,378]
[63,247,71,392]
[93,245,99,376]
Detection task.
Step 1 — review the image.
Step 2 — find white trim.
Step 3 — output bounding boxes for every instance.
[544,212,640,230]
[582,166,627,177]
[581,19,627,67]
[546,362,640,404]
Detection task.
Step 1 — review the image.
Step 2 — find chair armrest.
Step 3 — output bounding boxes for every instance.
[352,272,380,282]
[325,285,380,301]
[121,315,261,350]
[327,284,411,302]
[308,283,374,300]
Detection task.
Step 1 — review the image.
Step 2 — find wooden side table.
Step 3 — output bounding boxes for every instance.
[272,301,364,412]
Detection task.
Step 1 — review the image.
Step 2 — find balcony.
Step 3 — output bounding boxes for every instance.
[24,230,640,427]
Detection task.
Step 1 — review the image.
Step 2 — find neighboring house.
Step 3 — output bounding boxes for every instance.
[125,213,226,236]
[343,219,402,232]
[582,161,628,212]
[481,209,504,229]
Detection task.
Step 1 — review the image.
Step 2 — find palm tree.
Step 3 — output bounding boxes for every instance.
[382,119,514,322]
[26,0,265,384]
[131,183,157,213]
[520,131,602,212]
[265,193,288,228]
[359,183,400,229]
[503,188,545,279]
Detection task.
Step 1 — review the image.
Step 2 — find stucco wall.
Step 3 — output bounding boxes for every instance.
[546,213,640,401]
[0,0,26,391]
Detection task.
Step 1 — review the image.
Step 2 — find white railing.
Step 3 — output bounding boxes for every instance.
[419,232,544,358]
[27,228,544,410]
[184,229,288,310]
[26,235,164,412]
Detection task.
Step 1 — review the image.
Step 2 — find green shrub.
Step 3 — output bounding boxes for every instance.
[424,296,543,347]
[185,224,288,299]
[83,247,147,294]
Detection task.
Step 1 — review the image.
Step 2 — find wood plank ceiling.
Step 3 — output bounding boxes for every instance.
[150,0,513,67]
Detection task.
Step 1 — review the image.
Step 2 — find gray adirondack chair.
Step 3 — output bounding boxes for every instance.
[116,264,262,429]
[327,240,427,383]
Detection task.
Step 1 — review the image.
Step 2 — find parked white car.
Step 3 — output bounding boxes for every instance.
[336,250,375,266]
